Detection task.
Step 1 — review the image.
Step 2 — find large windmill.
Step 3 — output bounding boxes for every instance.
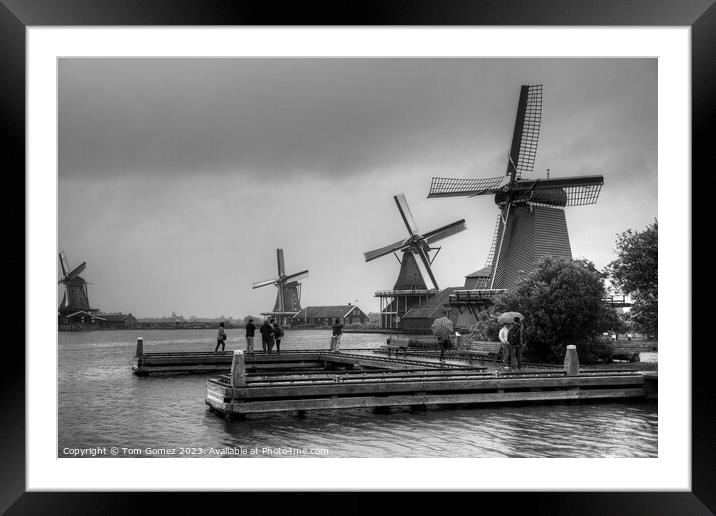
[428,84,604,290]
[58,252,97,314]
[252,248,309,325]
[364,193,466,328]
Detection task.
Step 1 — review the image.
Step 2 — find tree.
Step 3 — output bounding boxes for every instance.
[476,257,619,363]
[606,220,658,338]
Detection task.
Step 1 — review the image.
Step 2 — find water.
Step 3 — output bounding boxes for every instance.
[58,329,658,458]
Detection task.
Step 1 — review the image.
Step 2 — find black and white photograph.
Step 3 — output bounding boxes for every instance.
[56,57,659,459]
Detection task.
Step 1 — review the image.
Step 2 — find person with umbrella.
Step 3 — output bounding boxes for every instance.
[498,322,511,367]
[507,316,524,370]
[497,312,525,370]
[431,312,454,362]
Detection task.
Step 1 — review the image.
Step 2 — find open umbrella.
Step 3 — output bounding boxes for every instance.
[497,311,524,324]
[431,316,454,340]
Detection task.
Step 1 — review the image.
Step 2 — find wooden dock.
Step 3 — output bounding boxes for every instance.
[204,348,655,419]
[131,337,483,375]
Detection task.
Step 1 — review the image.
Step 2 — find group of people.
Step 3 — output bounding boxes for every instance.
[215,317,344,354]
[498,316,524,370]
[214,318,285,354]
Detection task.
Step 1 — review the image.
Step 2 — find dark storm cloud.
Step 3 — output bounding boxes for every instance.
[59,58,655,184]
[58,58,657,316]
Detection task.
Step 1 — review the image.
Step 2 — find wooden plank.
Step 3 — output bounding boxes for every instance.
[225,387,646,414]
[134,364,231,373]
[228,374,645,399]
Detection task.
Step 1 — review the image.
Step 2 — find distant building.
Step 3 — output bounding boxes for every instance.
[292,304,369,326]
[96,312,136,330]
[59,311,136,331]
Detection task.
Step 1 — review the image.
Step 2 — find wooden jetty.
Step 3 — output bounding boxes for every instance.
[205,346,656,420]
[131,338,481,375]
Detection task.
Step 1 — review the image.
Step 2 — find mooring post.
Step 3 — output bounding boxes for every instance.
[231,350,246,388]
[564,344,579,376]
[135,337,143,357]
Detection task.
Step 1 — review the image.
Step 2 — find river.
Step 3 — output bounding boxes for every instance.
[58,329,657,458]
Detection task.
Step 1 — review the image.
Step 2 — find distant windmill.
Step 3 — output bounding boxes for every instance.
[58,252,94,313]
[252,249,309,320]
[428,85,604,290]
[364,193,467,291]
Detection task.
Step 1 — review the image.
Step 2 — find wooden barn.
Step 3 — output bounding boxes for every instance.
[398,288,459,333]
[292,304,369,326]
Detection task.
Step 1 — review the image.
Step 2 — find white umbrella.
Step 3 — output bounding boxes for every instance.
[497,312,524,324]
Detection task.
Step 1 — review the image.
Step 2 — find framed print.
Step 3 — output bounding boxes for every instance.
[7,0,710,512]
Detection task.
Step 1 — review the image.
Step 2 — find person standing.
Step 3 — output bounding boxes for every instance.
[259,319,274,353]
[498,323,511,367]
[438,336,452,361]
[215,322,227,353]
[507,317,524,370]
[331,318,344,351]
[245,318,256,352]
[272,320,284,354]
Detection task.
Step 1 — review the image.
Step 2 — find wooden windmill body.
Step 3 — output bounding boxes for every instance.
[252,249,309,326]
[58,252,97,314]
[364,194,467,329]
[429,84,604,291]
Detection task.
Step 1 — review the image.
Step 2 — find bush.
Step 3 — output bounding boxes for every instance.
[493,256,620,364]
[467,306,502,346]
[578,336,615,363]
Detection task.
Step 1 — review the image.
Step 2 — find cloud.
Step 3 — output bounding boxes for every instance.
[58,58,657,316]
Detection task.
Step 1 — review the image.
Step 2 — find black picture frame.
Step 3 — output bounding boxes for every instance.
[7,0,709,513]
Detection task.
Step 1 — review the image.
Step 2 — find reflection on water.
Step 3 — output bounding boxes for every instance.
[58,329,657,458]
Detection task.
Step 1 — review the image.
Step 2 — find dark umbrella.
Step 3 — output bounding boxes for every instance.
[497,311,524,324]
[431,316,454,340]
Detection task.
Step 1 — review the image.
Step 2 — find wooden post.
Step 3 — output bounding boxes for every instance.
[135,337,143,357]
[564,344,579,376]
[231,350,246,388]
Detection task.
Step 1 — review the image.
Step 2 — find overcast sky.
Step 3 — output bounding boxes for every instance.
[58,58,657,318]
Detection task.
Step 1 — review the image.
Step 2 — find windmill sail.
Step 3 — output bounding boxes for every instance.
[423,219,467,244]
[365,193,466,292]
[394,193,420,235]
[364,238,409,262]
[507,84,542,179]
[427,84,605,291]
[428,176,505,198]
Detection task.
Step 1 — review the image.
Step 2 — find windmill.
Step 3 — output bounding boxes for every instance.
[252,249,309,325]
[58,252,96,314]
[428,84,604,290]
[364,193,467,328]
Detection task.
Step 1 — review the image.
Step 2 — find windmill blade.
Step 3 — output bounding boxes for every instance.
[416,247,439,290]
[364,238,409,262]
[64,262,87,282]
[252,277,279,289]
[394,194,420,236]
[422,219,467,244]
[514,175,604,206]
[506,84,542,180]
[58,253,69,278]
[428,176,506,198]
[283,269,309,283]
[276,248,285,277]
